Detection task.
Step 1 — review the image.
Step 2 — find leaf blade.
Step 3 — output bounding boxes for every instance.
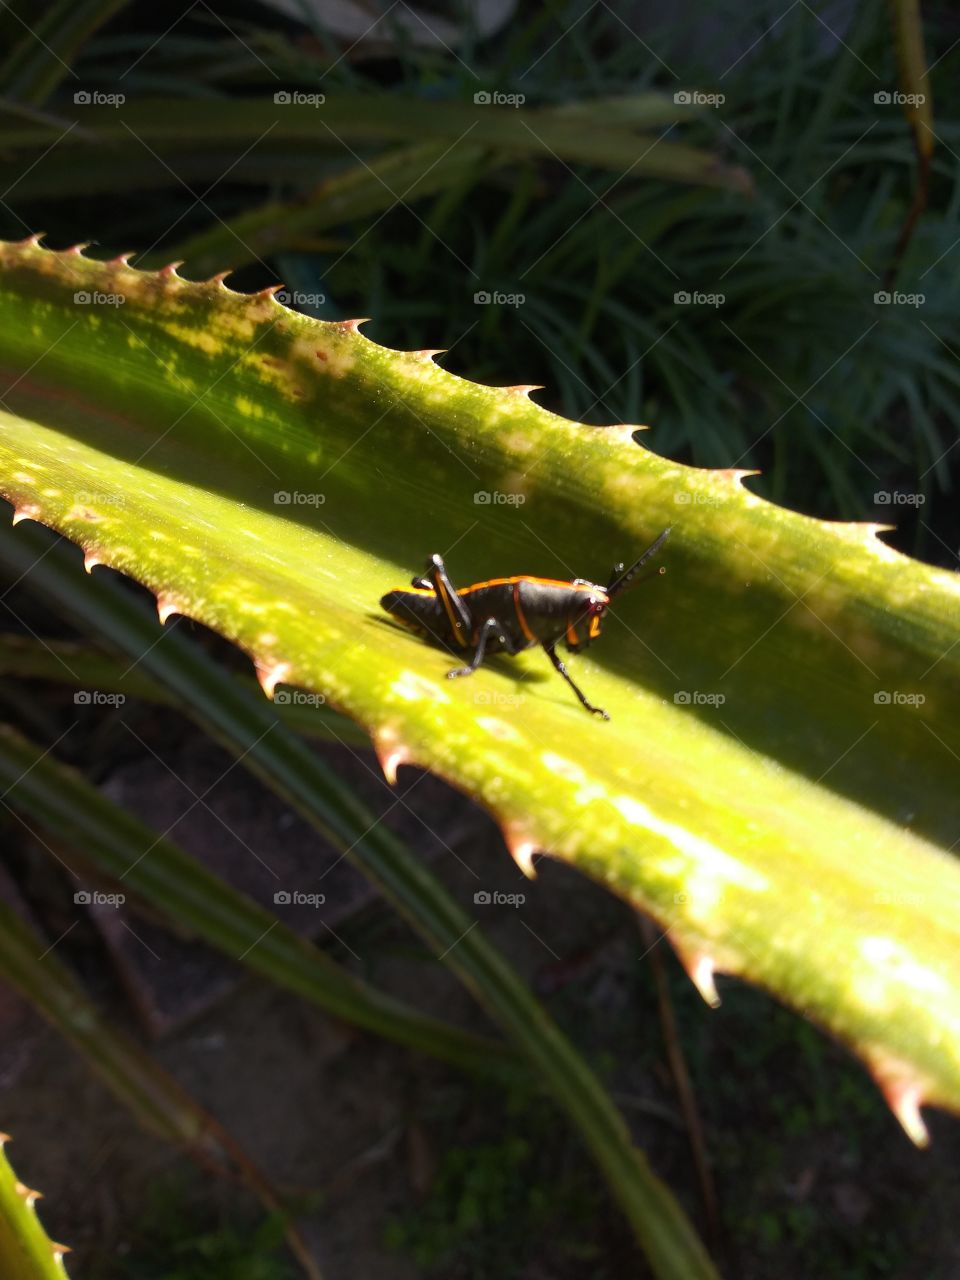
[1,236,959,1141]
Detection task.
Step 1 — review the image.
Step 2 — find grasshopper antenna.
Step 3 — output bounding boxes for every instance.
[607,528,671,598]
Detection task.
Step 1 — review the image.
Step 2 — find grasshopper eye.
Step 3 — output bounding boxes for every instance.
[586,597,606,639]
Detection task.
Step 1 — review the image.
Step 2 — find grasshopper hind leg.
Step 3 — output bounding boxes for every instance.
[417,553,473,650]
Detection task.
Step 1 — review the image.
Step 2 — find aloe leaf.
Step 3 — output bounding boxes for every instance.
[162,140,489,278]
[0,716,519,1080]
[0,632,370,743]
[0,0,131,106]
[0,514,719,1280]
[0,1137,68,1280]
[0,633,162,699]
[0,894,323,1279]
[0,94,752,191]
[0,237,959,1151]
[152,94,750,275]
[0,897,207,1150]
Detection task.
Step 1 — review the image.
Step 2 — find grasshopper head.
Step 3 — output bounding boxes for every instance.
[564,592,609,652]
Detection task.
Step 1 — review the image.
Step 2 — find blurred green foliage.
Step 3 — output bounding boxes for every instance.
[2,2,956,555]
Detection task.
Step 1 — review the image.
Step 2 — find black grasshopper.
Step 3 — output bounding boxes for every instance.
[380,529,670,720]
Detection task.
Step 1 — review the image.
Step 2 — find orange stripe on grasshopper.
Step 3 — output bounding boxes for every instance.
[512,581,536,643]
[459,575,596,594]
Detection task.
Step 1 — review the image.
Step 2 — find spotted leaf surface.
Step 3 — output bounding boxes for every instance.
[0,1137,68,1279]
[1,236,959,1140]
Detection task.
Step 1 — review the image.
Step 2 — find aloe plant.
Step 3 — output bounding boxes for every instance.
[0,1136,68,1280]
[0,714,519,1082]
[2,234,959,1159]
[0,895,323,1279]
[0,517,719,1280]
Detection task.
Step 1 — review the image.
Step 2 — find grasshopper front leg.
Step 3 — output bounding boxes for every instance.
[544,642,609,719]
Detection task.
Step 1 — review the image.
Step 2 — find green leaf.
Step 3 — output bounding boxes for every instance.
[1,236,959,1152]
[0,1136,68,1280]
[0,93,750,190]
[0,894,323,1280]
[161,140,490,279]
[0,716,520,1081]
[0,631,370,744]
[0,94,751,274]
[0,518,718,1280]
[0,0,131,106]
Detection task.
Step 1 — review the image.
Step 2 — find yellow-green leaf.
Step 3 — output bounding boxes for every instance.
[1,236,958,1147]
